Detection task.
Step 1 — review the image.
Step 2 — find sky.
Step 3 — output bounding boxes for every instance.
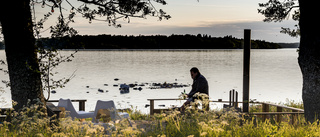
[35,0,300,43]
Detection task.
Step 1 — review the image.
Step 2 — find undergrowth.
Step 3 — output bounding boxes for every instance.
[1,98,318,137]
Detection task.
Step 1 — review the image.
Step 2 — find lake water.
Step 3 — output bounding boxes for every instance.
[0,49,302,113]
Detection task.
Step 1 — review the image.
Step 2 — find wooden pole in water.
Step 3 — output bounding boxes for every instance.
[243,29,251,113]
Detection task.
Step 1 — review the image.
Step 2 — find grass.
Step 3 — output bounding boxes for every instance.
[0,98,318,137]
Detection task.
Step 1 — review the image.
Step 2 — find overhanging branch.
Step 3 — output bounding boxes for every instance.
[258,0,299,22]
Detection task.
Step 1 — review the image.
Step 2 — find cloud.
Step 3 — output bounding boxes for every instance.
[40,14,299,43]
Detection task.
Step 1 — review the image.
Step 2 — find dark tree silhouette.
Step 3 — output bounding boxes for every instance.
[0,1,44,110]
[0,0,170,111]
[40,34,279,49]
[259,0,320,123]
[258,0,300,37]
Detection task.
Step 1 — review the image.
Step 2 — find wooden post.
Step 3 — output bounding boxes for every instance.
[243,29,251,113]
[229,90,232,106]
[150,100,154,115]
[47,99,87,111]
[262,103,269,122]
[277,106,283,123]
[79,100,85,111]
[235,91,238,108]
[232,89,235,106]
[292,110,298,124]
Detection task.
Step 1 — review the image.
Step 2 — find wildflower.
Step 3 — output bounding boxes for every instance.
[217,128,224,132]
[198,122,207,127]
[221,121,229,126]
[208,120,216,124]
[86,128,97,135]
[34,133,44,137]
[51,133,67,137]
[12,100,18,107]
[179,93,188,100]
[200,132,208,136]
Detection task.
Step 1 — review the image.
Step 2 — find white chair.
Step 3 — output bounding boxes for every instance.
[57,98,94,119]
[92,100,131,126]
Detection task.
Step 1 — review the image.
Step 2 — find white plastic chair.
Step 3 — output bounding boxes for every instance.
[57,98,94,119]
[92,100,131,126]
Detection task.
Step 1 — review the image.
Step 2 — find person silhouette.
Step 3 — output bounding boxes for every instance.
[180,67,209,112]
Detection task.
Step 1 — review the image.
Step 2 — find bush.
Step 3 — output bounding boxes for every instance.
[1,99,319,137]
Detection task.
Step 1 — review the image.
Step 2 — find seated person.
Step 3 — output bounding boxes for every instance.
[181,67,209,112]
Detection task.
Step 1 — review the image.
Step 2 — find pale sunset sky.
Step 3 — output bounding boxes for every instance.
[35,0,300,43]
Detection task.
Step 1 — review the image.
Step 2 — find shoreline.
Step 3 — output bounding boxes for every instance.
[58,48,298,52]
[0,48,298,51]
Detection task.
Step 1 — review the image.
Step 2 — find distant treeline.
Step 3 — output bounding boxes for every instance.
[37,34,281,49]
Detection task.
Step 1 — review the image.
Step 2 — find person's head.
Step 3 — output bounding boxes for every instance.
[190,67,200,79]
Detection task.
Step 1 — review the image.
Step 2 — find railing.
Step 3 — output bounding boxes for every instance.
[147,98,304,124]
[48,99,87,111]
[147,98,232,115]
[254,101,304,124]
[147,98,182,115]
[0,108,9,122]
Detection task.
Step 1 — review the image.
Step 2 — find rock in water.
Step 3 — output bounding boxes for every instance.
[98,89,104,93]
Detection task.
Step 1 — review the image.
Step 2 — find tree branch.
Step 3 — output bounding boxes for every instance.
[258,0,299,22]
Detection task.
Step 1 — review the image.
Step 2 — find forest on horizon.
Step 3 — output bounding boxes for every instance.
[0,34,298,50]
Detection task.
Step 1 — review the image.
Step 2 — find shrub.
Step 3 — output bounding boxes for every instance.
[1,99,319,137]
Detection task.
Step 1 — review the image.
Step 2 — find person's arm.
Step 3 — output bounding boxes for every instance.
[188,89,196,98]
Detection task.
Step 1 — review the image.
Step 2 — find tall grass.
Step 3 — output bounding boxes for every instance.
[1,99,319,137]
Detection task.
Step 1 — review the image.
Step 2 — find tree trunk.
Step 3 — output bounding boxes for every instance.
[0,0,44,110]
[298,0,320,123]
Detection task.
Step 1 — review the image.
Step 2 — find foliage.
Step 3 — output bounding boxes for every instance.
[258,0,298,22]
[0,99,107,136]
[40,34,281,49]
[281,99,304,109]
[0,38,78,101]
[250,99,304,113]
[258,0,300,37]
[31,0,170,38]
[1,99,320,137]
[0,0,171,103]
[36,47,77,101]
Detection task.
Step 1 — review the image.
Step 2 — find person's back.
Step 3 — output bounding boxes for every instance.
[188,74,209,99]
